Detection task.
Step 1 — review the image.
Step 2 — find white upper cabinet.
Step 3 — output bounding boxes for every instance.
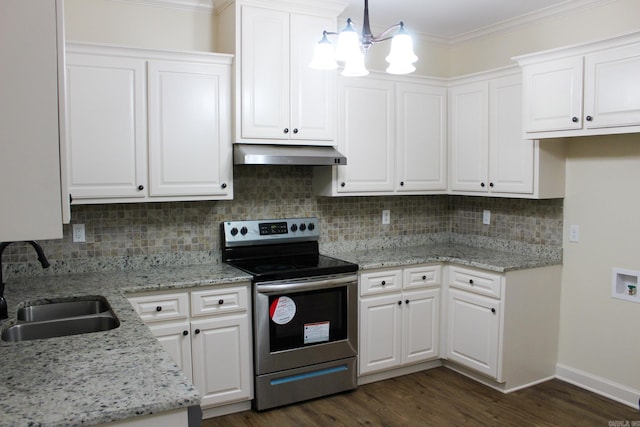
[335,77,396,194]
[65,44,233,204]
[147,60,232,198]
[489,75,534,195]
[583,43,640,129]
[218,0,345,145]
[449,81,489,193]
[0,0,65,240]
[449,71,565,199]
[66,53,148,200]
[313,74,447,197]
[396,83,448,192]
[515,31,640,138]
[521,57,583,133]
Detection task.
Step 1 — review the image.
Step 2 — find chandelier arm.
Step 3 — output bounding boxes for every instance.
[370,23,404,44]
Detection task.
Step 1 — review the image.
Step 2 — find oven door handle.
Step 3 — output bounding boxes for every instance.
[256,275,357,294]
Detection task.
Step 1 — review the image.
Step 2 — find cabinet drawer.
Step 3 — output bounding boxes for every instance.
[191,285,248,317]
[360,269,403,296]
[128,292,189,322]
[449,266,503,299]
[403,265,441,290]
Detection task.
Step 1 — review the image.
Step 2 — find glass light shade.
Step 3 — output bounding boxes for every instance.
[341,51,369,77]
[386,62,416,75]
[309,36,338,70]
[335,21,361,62]
[385,32,418,66]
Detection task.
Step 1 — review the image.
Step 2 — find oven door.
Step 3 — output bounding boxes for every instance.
[254,274,358,376]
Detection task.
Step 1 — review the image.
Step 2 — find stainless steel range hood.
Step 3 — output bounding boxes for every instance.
[233,144,347,166]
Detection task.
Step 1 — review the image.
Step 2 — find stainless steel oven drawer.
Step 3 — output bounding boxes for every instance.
[253,357,357,411]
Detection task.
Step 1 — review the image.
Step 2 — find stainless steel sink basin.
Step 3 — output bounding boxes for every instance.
[17,299,110,322]
[2,315,119,342]
[1,297,120,342]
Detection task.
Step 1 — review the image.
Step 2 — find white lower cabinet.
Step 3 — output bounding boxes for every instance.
[443,264,562,391]
[446,286,502,380]
[359,265,441,376]
[127,283,252,412]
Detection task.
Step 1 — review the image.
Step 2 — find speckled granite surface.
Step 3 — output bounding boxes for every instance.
[332,243,561,273]
[0,263,251,427]
[0,244,559,426]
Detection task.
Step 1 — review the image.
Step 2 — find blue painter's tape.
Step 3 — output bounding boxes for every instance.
[270,365,348,386]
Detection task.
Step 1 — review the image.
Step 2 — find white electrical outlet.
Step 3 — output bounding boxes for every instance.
[569,224,580,242]
[482,210,491,225]
[382,210,390,225]
[72,224,86,243]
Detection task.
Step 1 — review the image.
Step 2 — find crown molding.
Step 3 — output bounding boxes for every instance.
[448,0,614,44]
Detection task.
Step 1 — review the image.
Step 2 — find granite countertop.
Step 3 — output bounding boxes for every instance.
[0,243,559,426]
[0,263,252,427]
[332,243,561,272]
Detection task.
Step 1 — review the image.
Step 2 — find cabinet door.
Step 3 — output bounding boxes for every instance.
[522,56,583,133]
[240,6,289,140]
[584,43,640,129]
[147,60,232,198]
[489,75,534,194]
[290,14,335,143]
[65,53,147,199]
[0,0,63,240]
[337,77,395,193]
[191,314,252,407]
[446,289,501,379]
[402,289,439,365]
[359,294,402,375]
[449,82,489,192]
[148,322,193,383]
[396,83,447,192]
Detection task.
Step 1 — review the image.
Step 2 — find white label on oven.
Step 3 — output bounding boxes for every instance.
[270,296,296,325]
[304,321,330,344]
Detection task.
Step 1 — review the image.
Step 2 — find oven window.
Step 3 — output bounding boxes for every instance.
[268,287,348,352]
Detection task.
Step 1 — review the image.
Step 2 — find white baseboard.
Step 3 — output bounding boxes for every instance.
[357,360,443,386]
[556,363,639,410]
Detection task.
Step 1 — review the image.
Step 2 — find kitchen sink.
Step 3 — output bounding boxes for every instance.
[17,299,110,322]
[1,297,120,342]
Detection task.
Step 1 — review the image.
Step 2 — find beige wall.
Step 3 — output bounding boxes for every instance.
[449,0,640,76]
[64,0,216,51]
[562,134,640,393]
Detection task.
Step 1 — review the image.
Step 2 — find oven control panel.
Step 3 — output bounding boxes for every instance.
[222,217,319,246]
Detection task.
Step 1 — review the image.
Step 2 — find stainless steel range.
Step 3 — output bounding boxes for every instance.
[221,218,358,411]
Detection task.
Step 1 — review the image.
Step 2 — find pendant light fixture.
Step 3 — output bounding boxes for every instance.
[310,0,418,77]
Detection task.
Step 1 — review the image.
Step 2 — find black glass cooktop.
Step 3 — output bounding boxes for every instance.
[227,253,358,282]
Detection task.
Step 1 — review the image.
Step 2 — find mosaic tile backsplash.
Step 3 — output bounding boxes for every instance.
[2,166,563,278]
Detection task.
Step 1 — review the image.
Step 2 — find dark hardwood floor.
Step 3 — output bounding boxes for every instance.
[204,367,638,426]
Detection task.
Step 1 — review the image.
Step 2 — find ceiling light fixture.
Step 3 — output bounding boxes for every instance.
[309,0,418,77]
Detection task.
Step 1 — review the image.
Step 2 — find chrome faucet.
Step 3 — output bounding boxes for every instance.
[0,241,50,320]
